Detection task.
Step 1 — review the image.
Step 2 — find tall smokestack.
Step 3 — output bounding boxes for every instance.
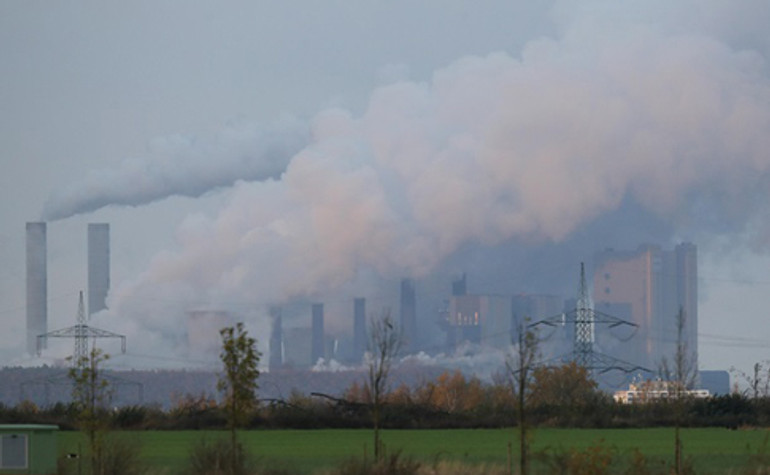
[87,223,110,317]
[353,297,366,362]
[26,222,47,356]
[269,306,283,371]
[400,278,416,350]
[452,273,467,296]
[311,303,324,364]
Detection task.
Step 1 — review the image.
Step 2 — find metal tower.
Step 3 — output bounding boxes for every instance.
[37,291,126,366]
[531,263,648,375]
[23,292,142,406]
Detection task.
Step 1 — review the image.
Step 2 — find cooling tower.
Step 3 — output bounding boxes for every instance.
[87,223,110,317]
[353,297,366,362]
[311,303,324,364]
[26,222,47,355]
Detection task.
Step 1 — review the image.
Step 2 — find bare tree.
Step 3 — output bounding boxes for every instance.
[219,322,261,475]
[366,309,401,461]
[506,318,539,475]
[659,307,697,475]
[731,361,770,399]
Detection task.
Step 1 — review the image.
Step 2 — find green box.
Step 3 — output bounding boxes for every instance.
[0,425,58,475]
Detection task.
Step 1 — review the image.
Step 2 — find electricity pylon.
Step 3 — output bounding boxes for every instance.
[23,291,142,405]
[531,263,648,374]
[37,291,125,366]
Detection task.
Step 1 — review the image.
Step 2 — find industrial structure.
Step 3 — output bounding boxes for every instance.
[26,222,47,356]
[593,243,698,370]
[269,306,283,371]
[311,303,325,364]
[87,223,110,316]
[352,297,366,363]
[531,263,646,375]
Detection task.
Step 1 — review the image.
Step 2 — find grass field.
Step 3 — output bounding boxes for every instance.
[58,427,770,474]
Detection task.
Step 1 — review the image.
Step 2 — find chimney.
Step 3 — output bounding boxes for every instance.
[87,223,110,317]
[353,297,366,362]
[311,303,324,364]
[26,222,47,356]
[269,306,283,371]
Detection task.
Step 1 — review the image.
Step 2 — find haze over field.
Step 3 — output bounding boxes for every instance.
[1,1,769,375]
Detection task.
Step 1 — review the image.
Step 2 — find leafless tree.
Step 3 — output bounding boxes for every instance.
[506,318,539,475]
[731,361,770,399]
[659,307,697,475]
[366,309,401,461]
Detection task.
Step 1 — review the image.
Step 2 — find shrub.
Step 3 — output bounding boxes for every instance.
[185,437,251,475]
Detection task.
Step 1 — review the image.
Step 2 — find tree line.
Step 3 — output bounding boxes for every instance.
[5,365,770,431]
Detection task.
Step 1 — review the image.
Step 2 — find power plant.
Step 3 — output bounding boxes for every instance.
[21,221,700,384]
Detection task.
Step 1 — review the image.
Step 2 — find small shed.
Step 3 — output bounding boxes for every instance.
[0,425,58,475]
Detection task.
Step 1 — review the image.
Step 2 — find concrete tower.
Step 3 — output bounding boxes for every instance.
[311,303,324,364]
[399,278,416,350]
[87,223,110,317]
[269,306,283,371]
[26,222,47,356]
[353,298,366,362]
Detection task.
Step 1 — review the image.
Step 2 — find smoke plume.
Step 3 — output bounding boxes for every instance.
[80,1,770,360]
[41,119,309,221]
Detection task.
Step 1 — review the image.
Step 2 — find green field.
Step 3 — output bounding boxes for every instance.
[58,428,770,474]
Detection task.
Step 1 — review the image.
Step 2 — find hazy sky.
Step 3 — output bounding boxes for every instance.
[2,0,770,378]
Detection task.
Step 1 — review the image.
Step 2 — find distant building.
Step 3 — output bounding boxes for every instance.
[284,327,312,368]
[445,294,511,349]
[614,379,709,404]
[699,370,730,396]
[593,243,698,370]
[451,273,467,296]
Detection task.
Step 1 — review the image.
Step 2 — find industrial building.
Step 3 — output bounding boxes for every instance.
[593,243,698,371]
[26,222,47,356]
[87,223,110,317]
[444,294,512,349]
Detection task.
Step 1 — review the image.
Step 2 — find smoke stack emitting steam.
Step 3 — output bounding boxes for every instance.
[26,222,46,356]
[41,3,770,361]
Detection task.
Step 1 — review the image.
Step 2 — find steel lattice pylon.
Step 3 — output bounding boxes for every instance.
[37,291,126,366]
[531,263,649,375]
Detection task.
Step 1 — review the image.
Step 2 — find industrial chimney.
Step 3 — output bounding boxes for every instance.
[353,297,366,362]
[269,306,283,371]
[311,303,324,364]
[87,223,110,317]
[26,222,47,356]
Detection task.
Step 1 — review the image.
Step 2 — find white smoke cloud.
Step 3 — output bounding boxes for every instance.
[41,118,309,221]
[90,1,770,360]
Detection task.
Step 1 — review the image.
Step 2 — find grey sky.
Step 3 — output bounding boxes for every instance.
[1,1,769,377]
